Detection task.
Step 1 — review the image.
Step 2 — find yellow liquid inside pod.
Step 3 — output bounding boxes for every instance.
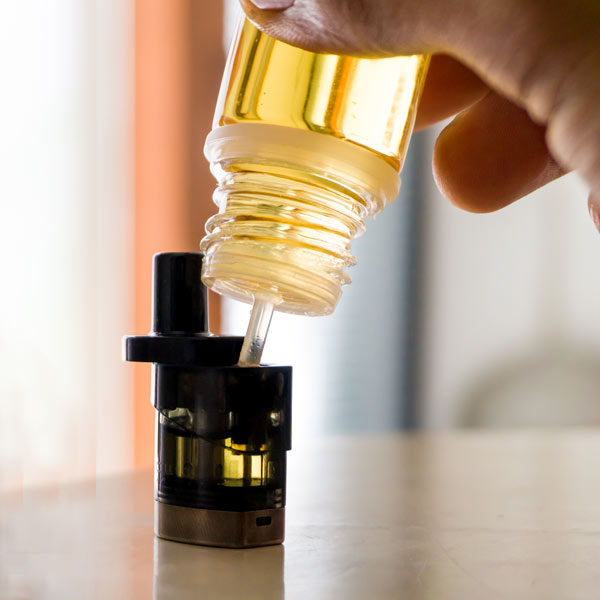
[201,18,429,317]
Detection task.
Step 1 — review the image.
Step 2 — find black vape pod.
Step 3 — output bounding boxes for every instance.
[124,253,291,548]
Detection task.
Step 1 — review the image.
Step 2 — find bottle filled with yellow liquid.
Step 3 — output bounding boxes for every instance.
[201,17,428,361]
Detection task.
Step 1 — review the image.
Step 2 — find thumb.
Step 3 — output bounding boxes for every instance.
[240,0,448,56]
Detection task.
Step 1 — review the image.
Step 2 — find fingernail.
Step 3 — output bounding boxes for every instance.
[589,196,600,233]
[252,0,295,9]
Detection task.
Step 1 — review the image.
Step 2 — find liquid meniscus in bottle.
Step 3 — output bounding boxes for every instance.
[201,17,429,318]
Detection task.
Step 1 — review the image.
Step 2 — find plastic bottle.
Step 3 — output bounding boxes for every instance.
[200,17,429,360]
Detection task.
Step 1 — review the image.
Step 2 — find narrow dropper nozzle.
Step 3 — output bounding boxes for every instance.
[238,298,275,366]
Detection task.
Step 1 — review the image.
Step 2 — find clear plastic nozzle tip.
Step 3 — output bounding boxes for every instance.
[238,298,275,367]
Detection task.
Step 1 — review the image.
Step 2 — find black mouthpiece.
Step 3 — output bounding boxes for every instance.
[152,252,208,335]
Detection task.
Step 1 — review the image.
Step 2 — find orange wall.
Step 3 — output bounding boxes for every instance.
[134,0,225,467]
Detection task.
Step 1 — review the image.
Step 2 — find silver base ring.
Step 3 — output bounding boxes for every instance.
[155,501,285,548]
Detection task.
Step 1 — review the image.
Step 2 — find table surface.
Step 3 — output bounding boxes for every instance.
[3,432,600,599]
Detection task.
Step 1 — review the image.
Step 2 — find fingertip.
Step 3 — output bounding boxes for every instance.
[249,0,295,9]
[238,0,334,54]
[589,194,600,233]
[432,92,559,213]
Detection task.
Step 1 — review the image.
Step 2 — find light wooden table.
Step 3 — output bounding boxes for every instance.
[3,433,600,599]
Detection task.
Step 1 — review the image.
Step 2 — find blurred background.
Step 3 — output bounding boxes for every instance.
[2,0,600,495]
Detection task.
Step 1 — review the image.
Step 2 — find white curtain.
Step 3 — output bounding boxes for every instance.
[0,0,134,492]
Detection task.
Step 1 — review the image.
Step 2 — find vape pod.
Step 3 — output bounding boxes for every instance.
[124,253,292,548]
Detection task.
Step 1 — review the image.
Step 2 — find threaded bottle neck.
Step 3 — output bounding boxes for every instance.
[201,124,401,316]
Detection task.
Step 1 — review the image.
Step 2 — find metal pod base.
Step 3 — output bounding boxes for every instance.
[155,501,285,549]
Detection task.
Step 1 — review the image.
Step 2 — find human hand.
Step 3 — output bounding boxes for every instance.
[242,0,600,230]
